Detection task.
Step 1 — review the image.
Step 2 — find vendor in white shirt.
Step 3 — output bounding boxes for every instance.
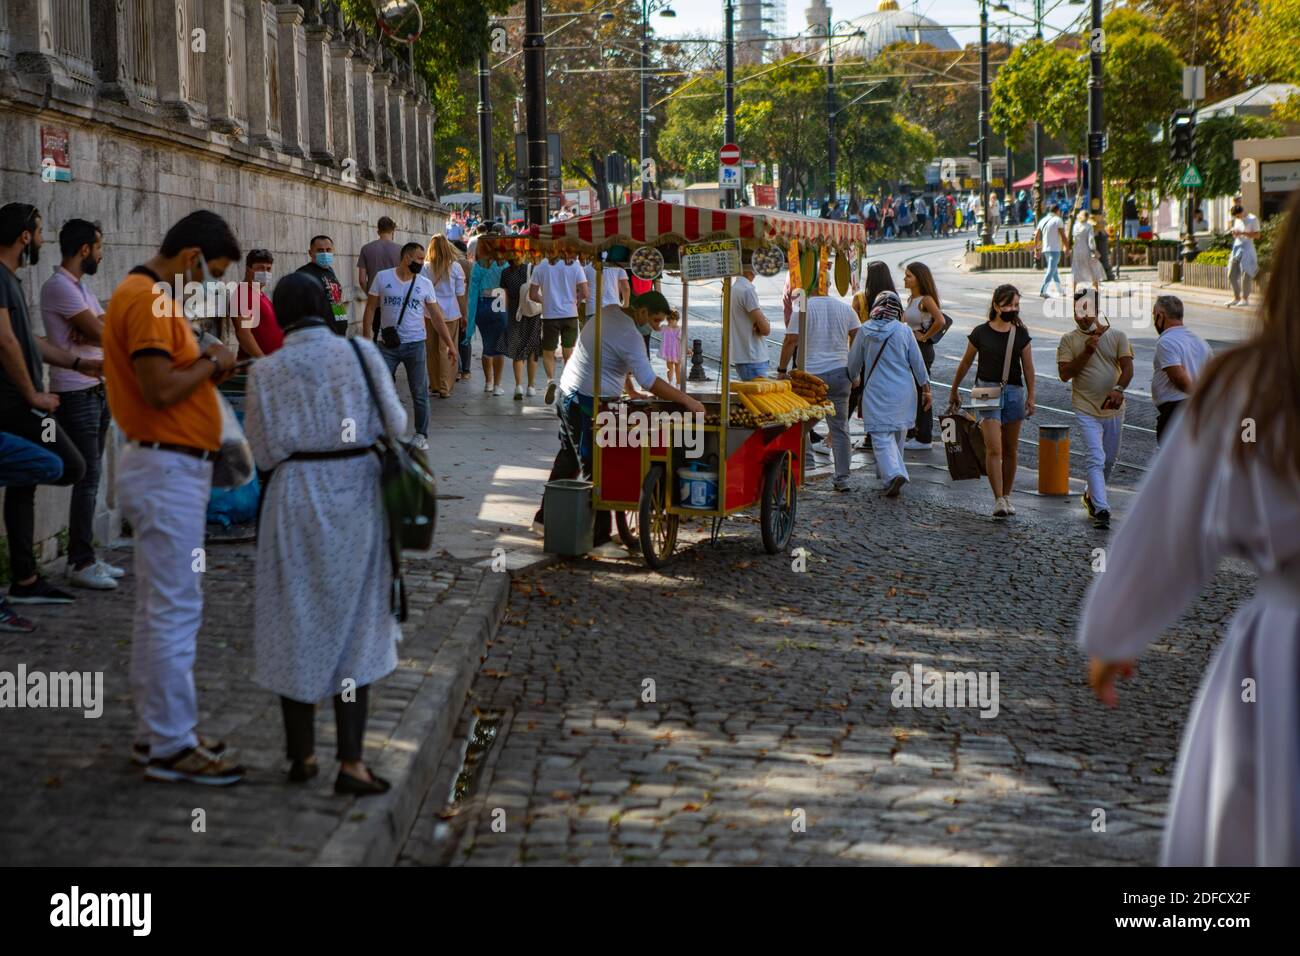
[536,290,704,540]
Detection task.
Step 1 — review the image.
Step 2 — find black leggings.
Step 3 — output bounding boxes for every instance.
[280,685,370,763]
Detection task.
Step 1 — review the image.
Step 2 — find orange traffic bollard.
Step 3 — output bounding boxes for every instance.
[1038,424,1070,495]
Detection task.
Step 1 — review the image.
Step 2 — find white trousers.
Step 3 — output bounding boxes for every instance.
[1076,411,1123,512]
[870,429,908,487]
[118,444,213,759]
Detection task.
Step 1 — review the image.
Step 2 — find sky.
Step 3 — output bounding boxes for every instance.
[662,0,1094,49]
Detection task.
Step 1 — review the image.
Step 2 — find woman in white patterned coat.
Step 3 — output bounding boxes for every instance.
[244,273,406,796]
[1079,190,1300,864]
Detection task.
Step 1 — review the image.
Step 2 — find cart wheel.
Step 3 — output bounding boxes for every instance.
[760,452,797,554]
[615,510,640,551]
[638,464,678,569]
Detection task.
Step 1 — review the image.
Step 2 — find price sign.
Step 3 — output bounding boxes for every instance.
[680,239,742,281]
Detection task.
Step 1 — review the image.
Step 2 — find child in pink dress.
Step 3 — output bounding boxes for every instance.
[659,310,682,384]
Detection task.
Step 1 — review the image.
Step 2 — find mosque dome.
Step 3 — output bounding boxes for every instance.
[826,0,962,61]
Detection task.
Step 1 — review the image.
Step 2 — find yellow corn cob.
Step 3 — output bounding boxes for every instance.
[738,393,763,415]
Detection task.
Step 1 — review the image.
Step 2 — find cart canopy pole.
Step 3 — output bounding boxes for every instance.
[720,274,731,508]
[592,261,603,497]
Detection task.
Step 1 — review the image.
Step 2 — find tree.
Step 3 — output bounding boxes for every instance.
[1101,15,1184,185]
[1225,0,1300,122]
[989,39,1084,150]
[878,44,984,159]
[1137,0,1249,102]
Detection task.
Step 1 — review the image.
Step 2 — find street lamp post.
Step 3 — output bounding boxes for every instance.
[825,10,836,215]
[1033,0,1043,223]
[524,0,549,227]
[640,0,650,198]
[724,0,736,209]
[477,48,494,222]
[1087,0,1113,279]
[978,0,992,245]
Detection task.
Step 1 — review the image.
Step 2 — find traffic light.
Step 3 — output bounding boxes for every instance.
[1169,109,1195,162]
[967,139,982,161]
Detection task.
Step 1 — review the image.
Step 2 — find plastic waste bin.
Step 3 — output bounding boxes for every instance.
[543,479,595,556]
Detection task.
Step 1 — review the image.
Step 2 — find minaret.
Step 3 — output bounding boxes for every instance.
[805,0,830,43]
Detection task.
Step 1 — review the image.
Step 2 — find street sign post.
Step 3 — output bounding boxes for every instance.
[1180,165,1203,189]
[718,164,742,190]
[719,143,740,166]
[1182,65,1206,103]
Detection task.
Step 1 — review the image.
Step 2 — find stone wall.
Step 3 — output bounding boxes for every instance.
[0,0,448,569]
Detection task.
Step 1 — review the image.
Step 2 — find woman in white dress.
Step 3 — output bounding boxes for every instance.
[244,273,407,795]
[1070,209,1102,291]
[1079,189,1300,865]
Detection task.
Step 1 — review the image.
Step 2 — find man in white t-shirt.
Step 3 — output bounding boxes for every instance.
[529,249,588,404]
[1226,196,1261,308]
[579,253,629,323]
[729,261,772,380]
[1151,294,1210,444]
[1035,203,1068,297]
[778,285,859,491]
[362,241,457,450]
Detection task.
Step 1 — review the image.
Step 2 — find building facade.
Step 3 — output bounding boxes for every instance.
[0,0,447,566]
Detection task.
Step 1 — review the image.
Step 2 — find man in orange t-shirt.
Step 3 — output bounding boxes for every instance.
[102,210,244,787]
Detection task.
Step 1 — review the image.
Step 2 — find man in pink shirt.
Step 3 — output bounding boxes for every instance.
[39,218,122,591]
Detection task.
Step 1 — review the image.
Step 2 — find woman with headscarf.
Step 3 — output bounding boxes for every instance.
[847,291,931,497]
[847,261,899,443]
[1070,209,1103,292]
[243,272,406,795]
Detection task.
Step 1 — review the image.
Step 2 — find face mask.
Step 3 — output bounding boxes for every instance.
[636,322,654,336]
[999,309,1019,322]
[314,252,334,268]
[253,270,272,287]
[81,254,99,276]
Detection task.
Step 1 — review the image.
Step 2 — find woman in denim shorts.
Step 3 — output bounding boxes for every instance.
[947,284,1037,518]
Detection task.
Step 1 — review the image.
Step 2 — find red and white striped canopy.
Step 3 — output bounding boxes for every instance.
[530,199,865,252]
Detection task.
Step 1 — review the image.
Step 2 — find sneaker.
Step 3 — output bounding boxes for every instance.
[8,576,75,605]
[1004,496,1016,515]
[133,737,230,767]
[484,381,493,393]
[1093,509,1111,530]
[883,475,907,497]
[1224,298,1239,308]
[411,434,430,451]
[94,559,126,580]
[145,746,244,786]
[544,381,558,405]
[68,563,119,591]
[0,599,36,633]
[833,481,852,493]
[493,385,506,396]
[1081,491,1097,519]
[527,386,538,397]
[514,387,523,401]
[992,497,1009,518]
[903,439,932,451]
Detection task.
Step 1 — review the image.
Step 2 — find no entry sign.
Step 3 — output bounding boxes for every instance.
[720,143,740,166]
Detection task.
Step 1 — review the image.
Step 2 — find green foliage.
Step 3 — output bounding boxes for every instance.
[1101,25,1184,184]
[1194,249,1230,266]
[989,40,1085,150]
[1175,114,1284,198]
[976,242,1035,253]
[1258,211,1288,274]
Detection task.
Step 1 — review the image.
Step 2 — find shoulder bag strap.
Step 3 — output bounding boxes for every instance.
[349,338,392,441]
[862,330,890,388]
[1000,324,1016,386]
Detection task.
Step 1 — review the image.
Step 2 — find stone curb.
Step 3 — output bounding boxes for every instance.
[315,566,511,866]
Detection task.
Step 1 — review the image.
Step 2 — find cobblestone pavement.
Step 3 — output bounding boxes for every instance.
[403,472,1253,866]
[0,544,476,865]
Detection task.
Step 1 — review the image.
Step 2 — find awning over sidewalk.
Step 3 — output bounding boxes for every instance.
[1013,159,1077,190]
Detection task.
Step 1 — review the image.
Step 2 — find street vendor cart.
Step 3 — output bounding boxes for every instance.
[479,200,866,568]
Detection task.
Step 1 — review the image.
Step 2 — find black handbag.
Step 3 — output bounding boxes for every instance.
[349,339,439,621]
[927,311,955,345]
[377,272,419,350]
